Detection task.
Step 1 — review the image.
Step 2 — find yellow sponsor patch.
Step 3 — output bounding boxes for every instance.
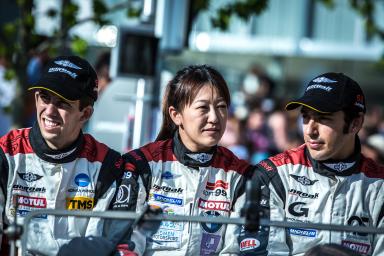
[66,197,94,210]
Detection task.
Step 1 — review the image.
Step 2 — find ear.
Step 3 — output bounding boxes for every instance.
[349,114,364,133]
[80,106,94,123]
[169,106,182,126]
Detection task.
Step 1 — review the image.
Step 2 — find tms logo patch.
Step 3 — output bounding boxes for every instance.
[66,197,94,210]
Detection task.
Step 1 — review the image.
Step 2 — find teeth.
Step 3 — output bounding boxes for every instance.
[44,119,59,128]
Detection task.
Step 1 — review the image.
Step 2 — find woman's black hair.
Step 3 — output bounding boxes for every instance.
[156,65,230,141]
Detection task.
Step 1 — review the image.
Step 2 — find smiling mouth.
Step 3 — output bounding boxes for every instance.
[43,118,60,128]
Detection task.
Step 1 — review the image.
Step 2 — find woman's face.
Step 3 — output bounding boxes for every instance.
[170,84,228,152]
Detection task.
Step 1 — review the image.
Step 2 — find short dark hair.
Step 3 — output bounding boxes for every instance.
[79,95,95,110]
[343,107,362,134]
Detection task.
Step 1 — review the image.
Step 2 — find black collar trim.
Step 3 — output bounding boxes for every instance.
[307,135,361,177]
[29,122,83,163]
[172,131,216,168]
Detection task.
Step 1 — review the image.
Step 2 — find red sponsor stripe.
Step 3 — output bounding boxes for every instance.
[0,128,33,155]
[78,134,109,162]
[206,180,228,189]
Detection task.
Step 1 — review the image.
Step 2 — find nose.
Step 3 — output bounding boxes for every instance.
[304,119,318,138]
[44,102,58,115]
[207,106,219,123]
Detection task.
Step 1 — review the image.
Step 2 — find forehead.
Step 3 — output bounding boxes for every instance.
[192,84,223,101]
[37,90,79,105]
[300,106,342,118]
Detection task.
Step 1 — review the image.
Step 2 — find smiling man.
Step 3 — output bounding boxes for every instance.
[0,56,123,255]
[240,73,384,255]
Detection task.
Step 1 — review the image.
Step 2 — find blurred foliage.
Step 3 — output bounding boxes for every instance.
[192,0,384,42]
[0,0,137,126]
[1,0,384,126]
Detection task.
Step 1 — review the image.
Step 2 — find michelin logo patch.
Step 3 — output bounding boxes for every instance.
[153,194,183,205]
[289,228,317,237]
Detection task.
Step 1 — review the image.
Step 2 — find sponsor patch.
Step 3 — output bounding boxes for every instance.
[54,60,82,69]
[123,172,132,179]
[202,188,227,197]
[289,228,317,237]
[152,193,183,206]
[288,202,309,217]
[152,184,183,193]
[290,175,318,186]
[17,209,47,219]
[312,77,337,83]
[17,195,47,208]
[115,185,131,204]
[161,171,181,180]
[200,233,220,255]
[13,184,46,193]
[288,189,318,199]
[240,238,260,251]
[17,172,43,182]
[67,188,95,193]
[206,180,228,190]
[44,147,77,159]
[198,199,230,212]
[200,211,223,233]
[66,196,94,210]
[306,84,332,92]
[74,173,90,187]
[342,240,370,254]
[186,153,212,163]
[152,229,182,243]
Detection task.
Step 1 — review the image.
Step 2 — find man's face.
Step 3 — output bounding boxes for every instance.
[301,107,356,161]
[35,90,92,150]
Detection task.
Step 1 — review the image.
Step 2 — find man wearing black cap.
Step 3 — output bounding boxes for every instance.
[239,73,384,255]
[0,56,123,255]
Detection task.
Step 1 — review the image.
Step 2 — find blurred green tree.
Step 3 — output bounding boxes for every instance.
[0,0,382,127]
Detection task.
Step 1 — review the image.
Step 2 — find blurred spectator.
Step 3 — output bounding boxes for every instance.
[27,46,50,84]
[304,243,361,256]
[25,45,51,127]
[220,115,249,160]
[0,56,16,136]
[362,133,384,165]
[94,51,111,96]
[246,107,271,164]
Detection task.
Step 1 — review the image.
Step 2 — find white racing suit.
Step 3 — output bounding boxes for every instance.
[104,132,253,255]
[0,124,123,255]
[239,141,384,256]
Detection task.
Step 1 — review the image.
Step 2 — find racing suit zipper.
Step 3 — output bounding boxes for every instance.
[188,202,193,233]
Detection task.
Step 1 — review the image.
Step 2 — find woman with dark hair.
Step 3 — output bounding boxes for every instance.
[105,65,253,255]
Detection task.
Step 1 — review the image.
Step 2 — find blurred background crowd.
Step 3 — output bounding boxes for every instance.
[0,0,384,165]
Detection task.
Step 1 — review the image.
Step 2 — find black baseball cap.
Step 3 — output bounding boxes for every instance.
[285,72,366,114]
[28,55,98,102]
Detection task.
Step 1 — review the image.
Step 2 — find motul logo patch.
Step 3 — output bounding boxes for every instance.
[17,195,47,208]
[198,198,230,212]
[342,241,370,254]
[206,180,228,190]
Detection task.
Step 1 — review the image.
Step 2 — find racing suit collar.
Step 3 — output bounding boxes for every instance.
[173,131,216,168]
[306,135,362,177]
[29,122,84,163]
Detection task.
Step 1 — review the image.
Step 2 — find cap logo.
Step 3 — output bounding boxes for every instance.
[306,84,332,92]
[355,94,365,110]
[48,67,78,78]
[312,77,337,83]
[54,60,82,69]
